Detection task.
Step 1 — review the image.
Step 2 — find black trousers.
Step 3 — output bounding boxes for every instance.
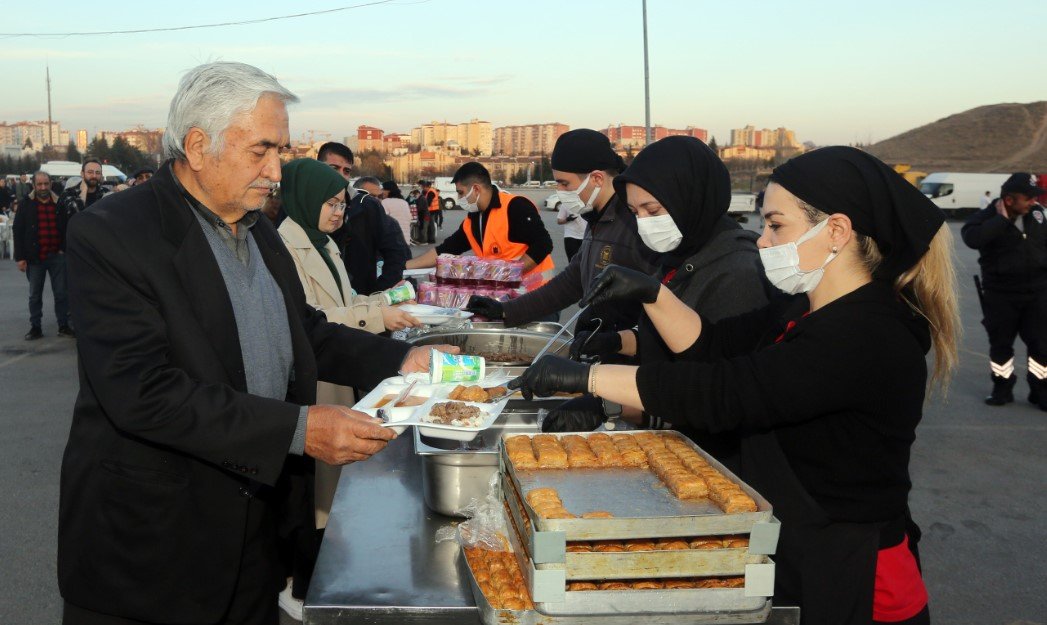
[63,496,280,625]
[982,288,1047,375]
[564,237,583,262]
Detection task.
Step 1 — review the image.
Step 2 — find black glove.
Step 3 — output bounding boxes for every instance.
[581,264,661,308]
[541,394,606,432]
[465,295,504,320]
[570,330,622,360]
[507,355,590,401]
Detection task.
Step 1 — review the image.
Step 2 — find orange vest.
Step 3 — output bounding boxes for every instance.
[462,191,555,290]
[428,189,441,212]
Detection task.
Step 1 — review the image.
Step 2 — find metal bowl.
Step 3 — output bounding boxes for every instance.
[405,328,572,366]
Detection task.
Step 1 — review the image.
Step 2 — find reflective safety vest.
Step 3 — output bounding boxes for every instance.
[428,189,441,212]
[462,191,555,290]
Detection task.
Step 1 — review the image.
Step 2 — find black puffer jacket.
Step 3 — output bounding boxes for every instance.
[962,201,1047,292]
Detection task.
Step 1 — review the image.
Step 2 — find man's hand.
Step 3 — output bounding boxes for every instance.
[79,182,88,204]
[17,260,27,272]
[304,405,396,465]
[995,198,1010,219]
[465,295,504,320]
[402,344,461,373]
[582,265,662,308]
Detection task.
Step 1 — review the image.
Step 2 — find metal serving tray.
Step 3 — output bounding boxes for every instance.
[415,421,538,517]
[500,431,775,541]
[501,473,769,580]
[461,551,771,625]
[498,493,774,617]
[407,328,573,366]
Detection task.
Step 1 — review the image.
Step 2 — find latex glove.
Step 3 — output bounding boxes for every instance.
[541,394,606,433]
[570,330,622,361]
[507,355,590,401]
[465,295,504,320]
[581,264,661,308]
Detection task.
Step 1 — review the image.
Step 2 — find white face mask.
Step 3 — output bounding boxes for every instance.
[457,186,479,213]
[758,218,838,295]
[636,213,684,252]
[558,174,599,216]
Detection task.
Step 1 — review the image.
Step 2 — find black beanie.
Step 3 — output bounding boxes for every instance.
[551,129,626,174]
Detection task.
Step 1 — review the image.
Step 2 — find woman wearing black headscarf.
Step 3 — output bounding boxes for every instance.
[511,147,960,624]
[544,137,769,458]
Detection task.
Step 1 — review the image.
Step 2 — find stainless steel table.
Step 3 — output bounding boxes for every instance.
[305,435,799,625]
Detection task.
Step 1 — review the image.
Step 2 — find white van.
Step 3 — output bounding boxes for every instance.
[432,176,458,210]
[919,172,1009,216]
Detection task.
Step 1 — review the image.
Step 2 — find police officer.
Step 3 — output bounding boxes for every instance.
[962,173,1047,408]
[466,129,658,338]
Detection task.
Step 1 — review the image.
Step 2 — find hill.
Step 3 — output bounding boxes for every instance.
[866,102,1047,173]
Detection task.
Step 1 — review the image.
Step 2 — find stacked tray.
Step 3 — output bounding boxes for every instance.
[494,431,780,615]
[459,542,772,625]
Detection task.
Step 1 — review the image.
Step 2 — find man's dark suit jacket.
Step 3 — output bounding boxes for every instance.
[58,161,410,623]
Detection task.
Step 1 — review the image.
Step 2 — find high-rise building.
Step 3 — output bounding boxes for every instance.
[409,119,493,156]
[76,129,89,153]
[601,124,708,150]
[729,125,800,149]
[492,123,569,156]
[0,120,63,149]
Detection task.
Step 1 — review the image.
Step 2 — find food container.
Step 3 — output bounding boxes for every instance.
[435,285,455,308]
[501,431,775,541]
[429,352,486,384]
[381,281,416,305]
[435,254,454,283]
[451,287,473,309]
[351,380,440,434]
[415,423,536,517]
[416,281,438,305]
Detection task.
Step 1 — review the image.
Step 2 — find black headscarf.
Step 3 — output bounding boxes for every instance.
[613,136,731,263]
[771,146,945,282]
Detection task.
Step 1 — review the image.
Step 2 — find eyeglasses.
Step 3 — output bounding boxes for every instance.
[326,201,347,213]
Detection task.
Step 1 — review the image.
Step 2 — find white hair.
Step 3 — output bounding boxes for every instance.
[162,62,299,160]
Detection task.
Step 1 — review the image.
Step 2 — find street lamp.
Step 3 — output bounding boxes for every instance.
[642,0,652,146]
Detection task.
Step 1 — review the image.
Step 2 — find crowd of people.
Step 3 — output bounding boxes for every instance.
[4,60,1045,625]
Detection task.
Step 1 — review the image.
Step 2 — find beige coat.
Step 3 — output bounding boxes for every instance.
[278,218,387,528]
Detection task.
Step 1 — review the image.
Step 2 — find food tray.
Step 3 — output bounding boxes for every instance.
[500,431,776,541]
[498,494,774,617]
[352,379,442,434]
[404,395,510,442]
[502,473,769,580]
[461,551,771,625]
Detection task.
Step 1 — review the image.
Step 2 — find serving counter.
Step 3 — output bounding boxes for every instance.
[304,434,800,625]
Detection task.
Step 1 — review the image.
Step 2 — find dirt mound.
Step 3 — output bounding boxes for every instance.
[866,102,1047,172]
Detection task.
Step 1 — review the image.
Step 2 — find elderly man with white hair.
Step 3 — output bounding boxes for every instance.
[57,62,453,625]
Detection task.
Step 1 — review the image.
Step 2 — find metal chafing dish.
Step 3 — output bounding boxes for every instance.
[405,325,573,366]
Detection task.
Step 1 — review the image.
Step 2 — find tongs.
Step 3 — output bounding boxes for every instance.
[530,306,587,364]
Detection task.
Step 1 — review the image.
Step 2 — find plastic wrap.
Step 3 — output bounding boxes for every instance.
[435,472,508,551]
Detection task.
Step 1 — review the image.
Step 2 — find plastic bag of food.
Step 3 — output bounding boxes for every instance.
[434,472,507,551]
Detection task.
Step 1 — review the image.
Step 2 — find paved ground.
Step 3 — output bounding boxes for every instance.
[0,198,1043,625]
